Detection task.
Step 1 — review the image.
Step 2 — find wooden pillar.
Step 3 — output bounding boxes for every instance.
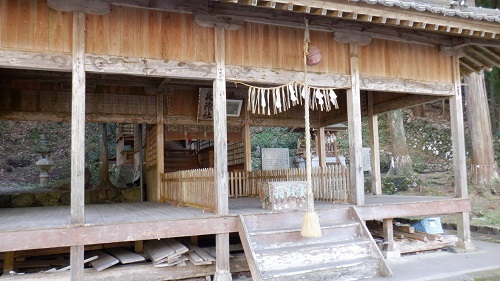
[449,56,474,251]
[383,219,394,252]
[382,218,400,258]
[316,127,327,167]
[134,124,144,202]
[347,43,364,205]
[3,251,14,274]
[213,26,232,281]
[156,94,165,202]
[244,108,252,172]
[70,11,86,281]
[368,92,382,195]
[243,109,252,197]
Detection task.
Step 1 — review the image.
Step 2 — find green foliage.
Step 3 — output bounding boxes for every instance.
[381,175,421,195]
[476,0,500,8]
[85,123,118,186]
[251,127,302,170]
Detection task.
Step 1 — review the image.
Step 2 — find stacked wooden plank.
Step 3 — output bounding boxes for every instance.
[144,239,216,268]
[368,221,459,254]
[43,239,216,273]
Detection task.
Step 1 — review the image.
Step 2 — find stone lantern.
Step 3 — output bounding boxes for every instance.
[35,134,54,187]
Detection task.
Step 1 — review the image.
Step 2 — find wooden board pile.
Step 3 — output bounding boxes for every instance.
[368,221,458,254]
[44,239,217,272]
[143,239,215,268]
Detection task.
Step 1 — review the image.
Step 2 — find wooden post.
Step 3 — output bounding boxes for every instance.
[243,107,252,172]
[243,109,252,196]
[317,127,327,167]
[213,26,232,281]
[70,11,86,281]
[134,124,144,202]
[134,241,144,253]
[449,56,474,251]
[368,92,382,195]
[382,218,400,258]
[347,43,364,205]
[383,219,394,251]
[3,251,14,274]
[157,94,165,202]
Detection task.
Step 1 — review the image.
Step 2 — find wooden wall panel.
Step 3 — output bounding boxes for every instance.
[0,0,72,52]
[86,7,214,62]
[226,23,349,74]
[360,39,452,83]
[167,89,199,117]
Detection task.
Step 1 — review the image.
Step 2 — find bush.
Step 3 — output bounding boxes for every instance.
[382,175,421,195]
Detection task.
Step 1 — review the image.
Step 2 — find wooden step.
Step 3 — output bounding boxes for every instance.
[249,222,362,250]
[261,257,381,281]
[255,239,372,272]
[243,208,353,232]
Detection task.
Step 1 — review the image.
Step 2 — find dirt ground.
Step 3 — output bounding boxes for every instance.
[399,171,500,229]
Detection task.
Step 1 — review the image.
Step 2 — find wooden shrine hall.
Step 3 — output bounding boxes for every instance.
[0,0,499,280]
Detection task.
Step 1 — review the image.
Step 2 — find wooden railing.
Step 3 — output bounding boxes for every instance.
[238,165,350,203]
[161,165,350,212]
[162,168,216,212]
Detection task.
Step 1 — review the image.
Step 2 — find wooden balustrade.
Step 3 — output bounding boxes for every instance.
[161,168,216,212]
[240,165,350,202]
[161,165,350,212]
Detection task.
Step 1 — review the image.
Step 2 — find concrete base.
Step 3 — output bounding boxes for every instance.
[383,250,401,259]
[449,241,477,253]
[214,271,232,281]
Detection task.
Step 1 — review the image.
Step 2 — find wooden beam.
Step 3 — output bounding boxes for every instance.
[48,0,110,14]
[360,76,455,96]
[358,198,471,221]
[226,64,350,87]
[334,32,371,46]
[367,92,381,195]
[373,95,445,115]
[347,44,364,206]
[0,49,457,96]
[194,12,244,30]
[0,254,249,281]
[213,27,232,281]
[86,54,217,80]
[0,217,238,252]
[70,11,86,281]
[0,111,158,124]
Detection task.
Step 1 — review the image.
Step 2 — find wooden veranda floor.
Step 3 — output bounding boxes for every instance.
[0,195,470,252]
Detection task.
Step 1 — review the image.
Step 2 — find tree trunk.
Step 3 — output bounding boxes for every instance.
[387,109,413,176]
[465,72,498,188]
[99,123,111,188]
[412,104,425,118]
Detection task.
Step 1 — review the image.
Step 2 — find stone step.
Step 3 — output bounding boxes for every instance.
[261,257,381,281]
[243,208,353,232]
[249,222,362,250]
[255,238,372,272]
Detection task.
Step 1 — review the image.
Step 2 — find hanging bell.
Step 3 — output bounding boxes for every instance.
[306,45,322,66]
